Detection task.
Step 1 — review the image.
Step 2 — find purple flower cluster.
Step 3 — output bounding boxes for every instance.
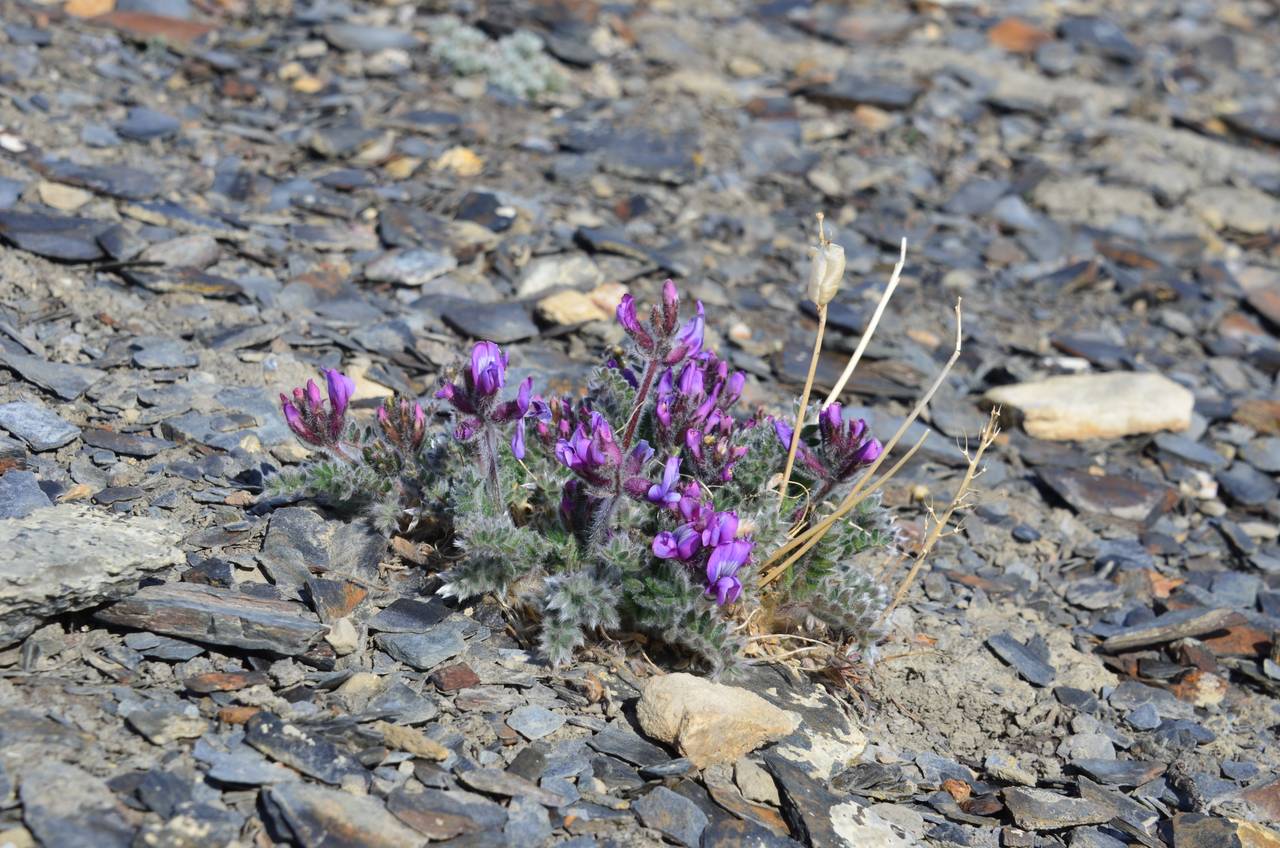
[280,369,355,450]
[436,341,548,459]
[773,402,883,484]
[378,397,427,454]
[652,481,753,605]
[653,351,749,483]
[616,279,705,367]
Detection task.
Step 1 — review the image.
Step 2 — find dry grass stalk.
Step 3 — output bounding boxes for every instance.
[824,237,907,405]
[758,299,964,588]
[779,304,827,499]
[876,406,1000,627]
[780,213,844,500]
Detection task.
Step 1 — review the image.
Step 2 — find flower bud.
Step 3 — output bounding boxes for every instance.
[806,240,845,307]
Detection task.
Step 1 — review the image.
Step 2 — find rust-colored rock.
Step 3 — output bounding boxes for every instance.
[184,671,271,693]
[90,11,216,44]
[1234,399,1280,435]
[1202,624,1273,658]
[988,17,1053,53]
[431,662,480,692]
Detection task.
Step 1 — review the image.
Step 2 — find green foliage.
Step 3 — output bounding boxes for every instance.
[427,17,565,99]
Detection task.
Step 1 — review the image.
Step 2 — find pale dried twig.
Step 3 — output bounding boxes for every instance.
[759,298,963,587]
[876,406,1000,627]
[825,237,907,405]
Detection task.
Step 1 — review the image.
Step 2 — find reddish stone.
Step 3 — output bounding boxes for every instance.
[1242,778,1280,821]
[184,671,271,693]
[988,17,1053,53]
[217,706,259,724]
[90,11,215,45]
[1202,624,1274,658]
[431,662,480,692]
[1234,399,1280,435]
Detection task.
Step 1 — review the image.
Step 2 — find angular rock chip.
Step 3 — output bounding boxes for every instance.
[0,348,106,400]
[632,786,708,848]
[1,505,181,647]
[0,400,81,451]
[245,712,368,786]
[96,583,328,656]
[19,761,137,848]
[263,781,423,848]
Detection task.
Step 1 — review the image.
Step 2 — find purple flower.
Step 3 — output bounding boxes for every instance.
[653,351,746,460]
[614,280,702,367]
[666,300,705,364]
[774,405,879,483]
[645,456,682,507]
[653,524,701,561]
[701,510,739,548]
[469,340,507,397]
[616,294,654,352]
[493,377,549,460]
[556,412,624,490]
[706,539,752,605]
[281,369,356,449]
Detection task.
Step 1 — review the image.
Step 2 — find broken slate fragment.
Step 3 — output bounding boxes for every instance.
[263,781,421,848]
[442,300,540,344]
[1038,468,1174,521]
[986,632,1056,687]
[19,761,136,848]
[1002,786,1114,830]
[95,583,328,656]
[764,752,850,848]
[81,428,175,457]
[455,767,566,806]
[367,597,450,632]
[507,705,567,741]
[245,712,368,786]
[1101,608,1237,652]
[0,348,106,400]
[586,725,673,768]
[0,470,52,519]
[375,625,466,671]
[632,786,708,848]
[0,210,111,262]
[1,504,181,647]
[386,785,506,839]
[0,400,81,450]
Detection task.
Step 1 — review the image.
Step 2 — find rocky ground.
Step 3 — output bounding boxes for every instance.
[1,0,1279,845]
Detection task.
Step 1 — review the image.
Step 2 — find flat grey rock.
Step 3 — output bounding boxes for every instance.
[0,504,181,647]
[0,400,81,451]
[19,761,136,848]
[0,470,52,519]
[0,348,106,400]
[96,582,328,656]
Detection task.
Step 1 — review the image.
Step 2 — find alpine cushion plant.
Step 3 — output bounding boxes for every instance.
[268,222,969,676]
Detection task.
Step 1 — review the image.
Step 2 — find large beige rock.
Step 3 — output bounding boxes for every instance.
[984,372,1193,441]
[636,673,799,768]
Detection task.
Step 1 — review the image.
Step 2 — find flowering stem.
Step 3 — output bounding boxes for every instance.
[779,306,827,500]
[621,357,660,452]
[479,423,503,506]
[589,481,621,551]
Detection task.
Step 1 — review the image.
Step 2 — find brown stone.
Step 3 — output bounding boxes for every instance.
[431,662,480,692]
[1039,468,1177,522]
[988,17,1053,53]
[1240,266,1280,327]
[90,11,216,44]
[1242,778,1280,821]
[1234,399,1280,435]
[184,671,271,693]
[373,721,449,760]
[1202,624,1273,658]
[217,706,260,724]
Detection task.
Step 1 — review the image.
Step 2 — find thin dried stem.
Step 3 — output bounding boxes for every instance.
[825,237,907,405]
[779,306,827,499]
[760,299,963,586]
[758,429,929,587]
[877,407,1000,626]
